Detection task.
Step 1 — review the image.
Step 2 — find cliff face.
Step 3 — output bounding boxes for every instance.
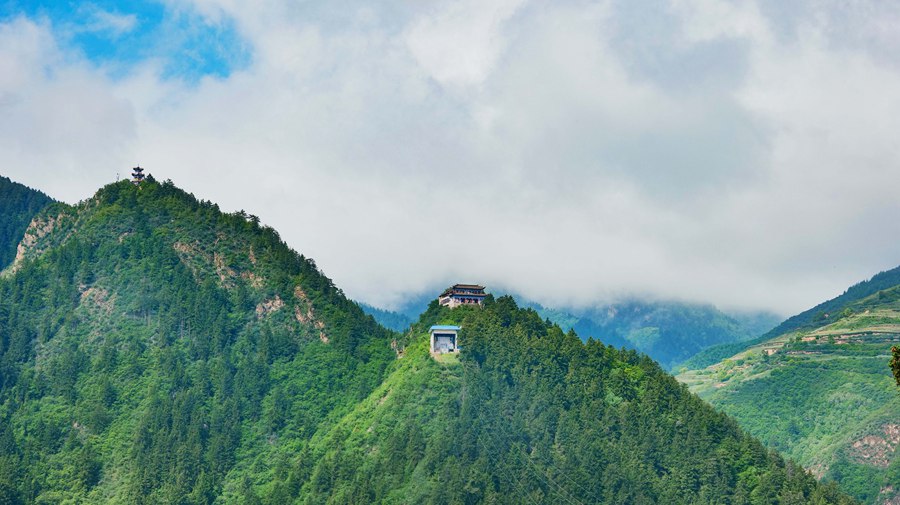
[0,174,54,270]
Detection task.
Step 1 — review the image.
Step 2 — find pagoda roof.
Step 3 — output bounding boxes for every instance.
[440,284,486,296]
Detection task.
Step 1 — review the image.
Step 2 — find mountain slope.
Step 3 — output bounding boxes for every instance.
[677,281,900,504]
[0,174,55,269]
[527,300,779,371]
[279,297,853,504]
[764,266,900,339]
[684,266,900,371]
[0,177,855,504]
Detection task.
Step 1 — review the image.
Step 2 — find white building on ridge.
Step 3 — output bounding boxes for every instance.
[430,325,460,354]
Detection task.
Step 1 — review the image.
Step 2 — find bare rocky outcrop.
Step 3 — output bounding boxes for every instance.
[315,320,329,343]
[294,285,328,343]
[256,295,285,318]
[173,241,202,279]
[242,271,264,289]
[173,240,243,289]
[213,252,237,287]
[880,487,900,505]
[294,286,315,323]
[11,214,59,272]
[79,286,115,316]
[849,423,899,468]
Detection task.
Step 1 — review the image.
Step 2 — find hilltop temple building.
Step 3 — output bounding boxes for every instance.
[438,284,486,308]
[132,166,145,185]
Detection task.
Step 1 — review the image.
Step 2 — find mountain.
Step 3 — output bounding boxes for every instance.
[293,297,852,504]
[525,300,780,371]
[0,178,397,503]
[0,175,55,269]
[0,177,854,503]
[684,266,900,371]
[677,272,900,504]
[762,266,900,340]
[357,302,413,331]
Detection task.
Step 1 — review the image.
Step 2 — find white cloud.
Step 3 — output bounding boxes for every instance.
[0,17,137,198]
[404,0,527,89]
[1,1,899,316]
[83,6,138,37]
[672,0,771,45]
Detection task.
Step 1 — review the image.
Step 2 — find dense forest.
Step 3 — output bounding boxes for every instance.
[0,178,856,503]
[0,175,54,268]
[286,298,854,504]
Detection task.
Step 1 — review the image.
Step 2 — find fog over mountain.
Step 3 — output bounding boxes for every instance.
[2,0,899,314]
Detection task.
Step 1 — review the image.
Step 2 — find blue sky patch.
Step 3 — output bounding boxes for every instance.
[2,0,251,81]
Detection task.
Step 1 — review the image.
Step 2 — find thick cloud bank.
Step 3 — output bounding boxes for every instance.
[1,0,899,314]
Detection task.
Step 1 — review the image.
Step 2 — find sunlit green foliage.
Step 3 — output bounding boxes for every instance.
[891,346,900,387]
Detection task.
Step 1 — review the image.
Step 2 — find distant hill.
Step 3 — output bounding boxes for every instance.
[682,266,900,371]
[0,176,854,503]
[358,302,413,331]
[763,265,900,338]
[525,300,779,371]
[0,174,54,268]
[678,270,900,505]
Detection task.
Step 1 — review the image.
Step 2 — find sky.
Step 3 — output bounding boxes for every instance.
[1,0,899,315]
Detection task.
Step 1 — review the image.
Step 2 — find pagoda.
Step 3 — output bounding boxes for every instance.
[131,166,145,185]
[438,284,486,308]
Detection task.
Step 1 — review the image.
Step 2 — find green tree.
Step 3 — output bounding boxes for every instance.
[891,345,900,386]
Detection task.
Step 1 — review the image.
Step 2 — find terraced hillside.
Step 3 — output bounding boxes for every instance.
[678,286,900,504]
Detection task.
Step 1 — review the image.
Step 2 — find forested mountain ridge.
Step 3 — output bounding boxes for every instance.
[677,279,900,504]
[287,297,854,504]
[0,175,54,269]
[0,178,396,503]
[0,177,855,503]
